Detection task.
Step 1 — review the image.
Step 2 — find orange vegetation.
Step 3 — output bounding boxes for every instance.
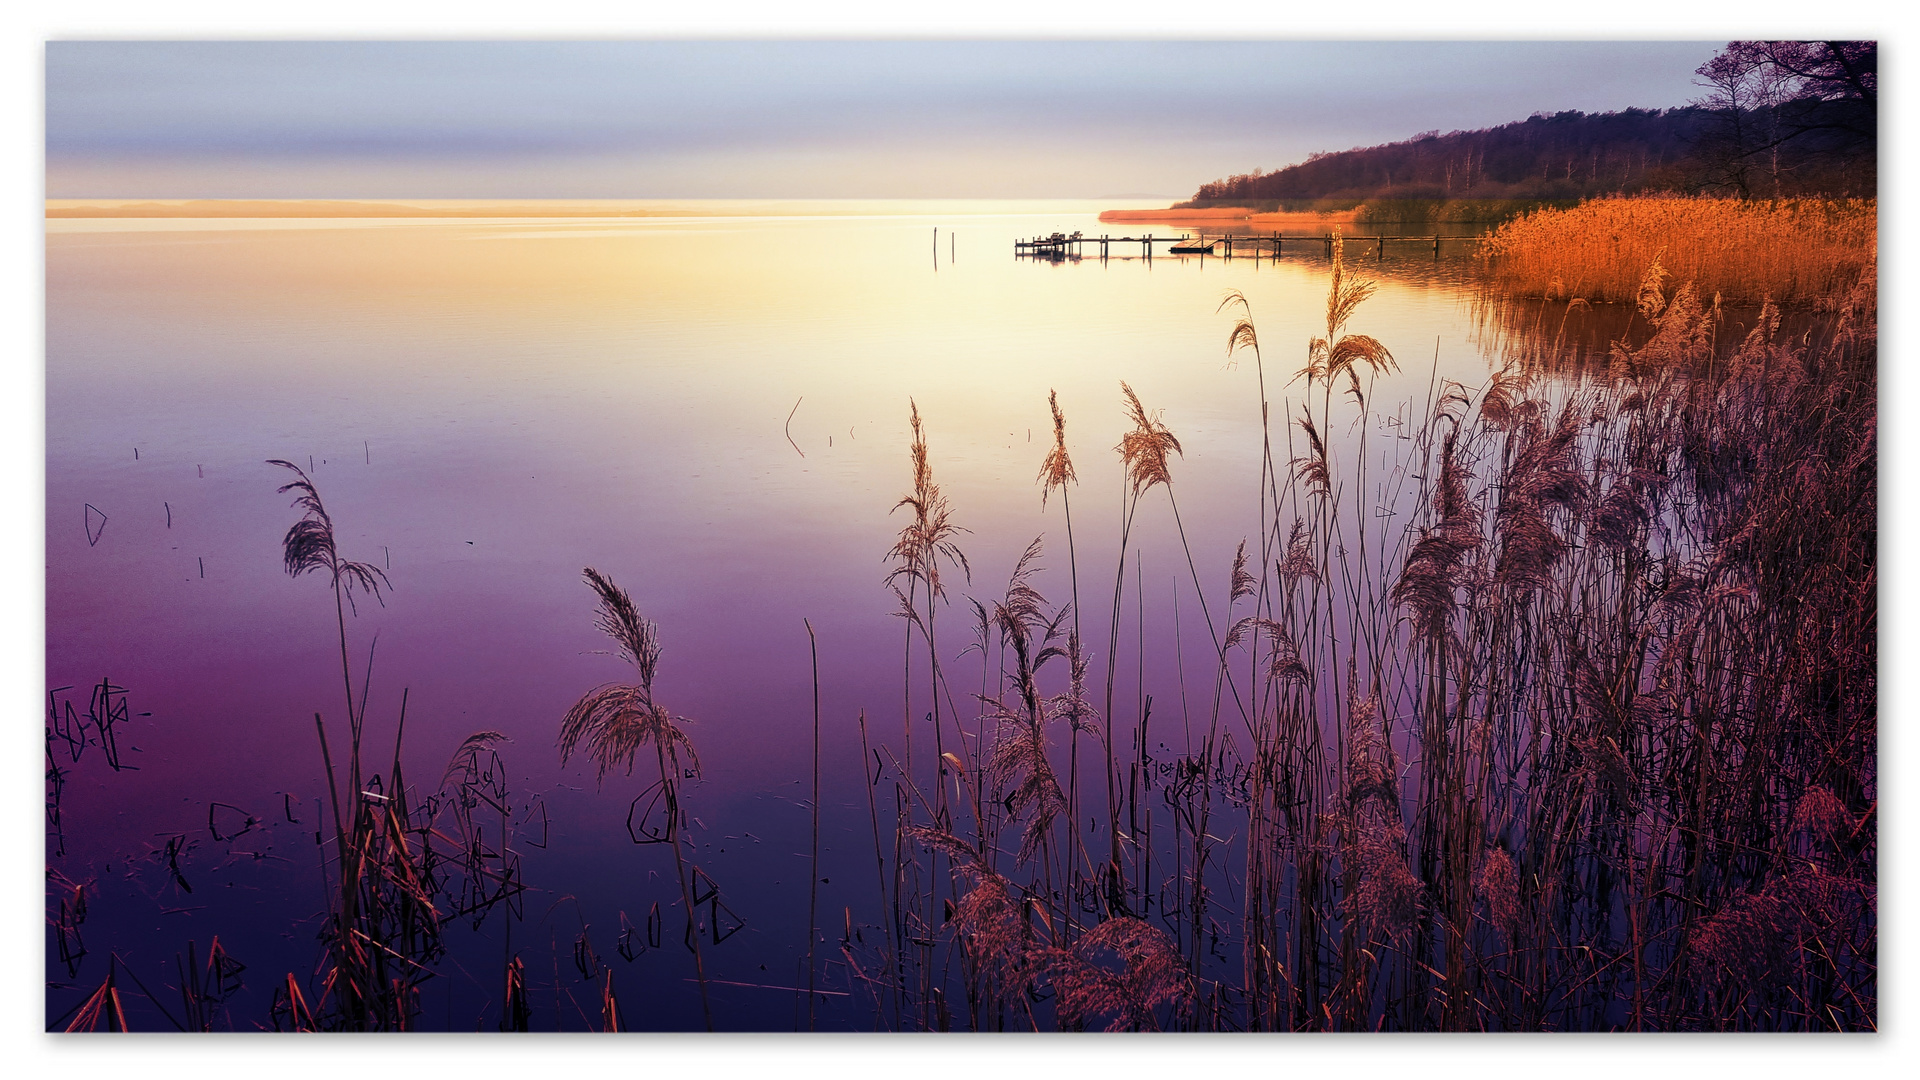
[1480,195,1875,305]
[1248,209,1363,226]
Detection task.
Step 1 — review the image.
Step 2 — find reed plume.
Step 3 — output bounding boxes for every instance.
[558,569,696,783]
[1038,390,1076,503]
[1047,917,1192,1031]
[1298,240,1397,389]
[269,460,390,613]
[1116,382,1181,495]
[889,401,972,605]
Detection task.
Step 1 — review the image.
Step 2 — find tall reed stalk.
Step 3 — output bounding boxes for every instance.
[558,567,713,1030]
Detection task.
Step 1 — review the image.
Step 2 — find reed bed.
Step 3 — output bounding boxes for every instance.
[845,238,1876,1031]
[1479,195,1874,306]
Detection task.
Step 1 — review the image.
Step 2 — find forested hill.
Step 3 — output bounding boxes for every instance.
[1182,102,1875,214]
[1185,109,1714,208]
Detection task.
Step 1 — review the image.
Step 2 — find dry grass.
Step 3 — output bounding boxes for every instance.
[1480,195,1875,305]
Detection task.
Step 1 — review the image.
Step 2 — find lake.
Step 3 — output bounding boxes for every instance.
[47,201,1518,1030]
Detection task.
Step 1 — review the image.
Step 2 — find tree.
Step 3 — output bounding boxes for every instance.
[1691,41,1876,196]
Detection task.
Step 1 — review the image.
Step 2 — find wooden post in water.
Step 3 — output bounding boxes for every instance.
[1434,235,1441,258]
[1377,235,1385,260]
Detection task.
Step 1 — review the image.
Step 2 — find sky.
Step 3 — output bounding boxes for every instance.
[45,40,1725,200]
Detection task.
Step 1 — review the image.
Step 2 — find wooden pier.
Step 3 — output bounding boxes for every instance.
[1014,231,1181,260]
[1015,230,1483,262]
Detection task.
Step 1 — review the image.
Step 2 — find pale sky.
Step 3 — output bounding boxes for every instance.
[47,40,1722,199]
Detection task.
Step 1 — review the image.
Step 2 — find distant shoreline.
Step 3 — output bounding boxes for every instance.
[46,199,764,219]
[46,197,1165,219]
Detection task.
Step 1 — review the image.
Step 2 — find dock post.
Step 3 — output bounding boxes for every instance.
[1434,235,1441,258]
[1377,235,1384,260]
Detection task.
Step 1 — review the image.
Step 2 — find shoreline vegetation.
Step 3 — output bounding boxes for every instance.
[48,187,1876,1031]
[1479,197,1874,306]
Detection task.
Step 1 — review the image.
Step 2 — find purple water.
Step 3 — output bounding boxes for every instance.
[45,202,1502,1030]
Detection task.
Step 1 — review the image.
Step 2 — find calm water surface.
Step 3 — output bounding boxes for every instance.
[46,201,1505,1029]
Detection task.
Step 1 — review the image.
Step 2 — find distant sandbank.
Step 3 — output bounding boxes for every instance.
[1098,206,1363,226]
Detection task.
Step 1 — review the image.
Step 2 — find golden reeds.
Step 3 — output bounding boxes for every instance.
[1481,195,1875,306]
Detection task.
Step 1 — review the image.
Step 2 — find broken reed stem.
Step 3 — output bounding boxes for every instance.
[656,737,712,1031]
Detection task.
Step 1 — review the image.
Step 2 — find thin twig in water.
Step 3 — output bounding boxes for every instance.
[786,397,807,458]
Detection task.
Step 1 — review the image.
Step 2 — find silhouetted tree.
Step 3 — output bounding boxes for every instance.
[1691,41,1876,197]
